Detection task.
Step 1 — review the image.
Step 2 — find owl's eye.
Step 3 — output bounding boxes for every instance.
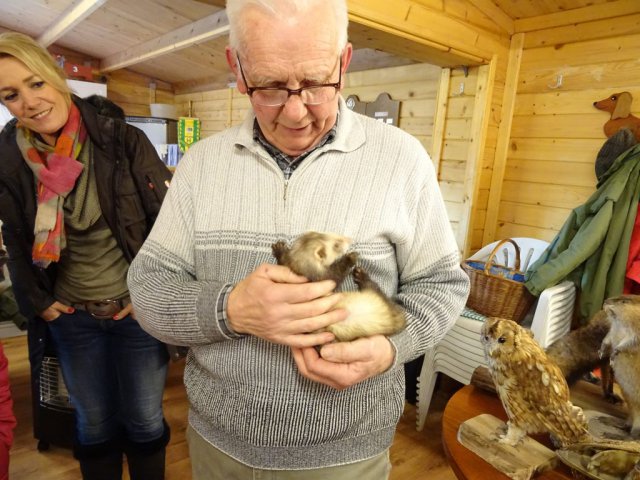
[498,337,506,343]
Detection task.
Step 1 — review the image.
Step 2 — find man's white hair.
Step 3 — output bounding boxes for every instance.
[226,0,348,55]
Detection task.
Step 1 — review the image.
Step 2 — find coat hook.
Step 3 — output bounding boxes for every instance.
[451,82,465,97]
[547,74,563,89]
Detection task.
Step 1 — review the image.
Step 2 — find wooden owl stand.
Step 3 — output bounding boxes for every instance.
[457,414,557,480]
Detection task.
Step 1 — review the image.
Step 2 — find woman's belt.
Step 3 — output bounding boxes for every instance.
[64,296,130,320]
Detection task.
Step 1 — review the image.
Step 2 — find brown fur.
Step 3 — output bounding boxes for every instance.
[545,309,616,401]
[593,92,640,142]
[272,231,406,341]
[602,295,640,438]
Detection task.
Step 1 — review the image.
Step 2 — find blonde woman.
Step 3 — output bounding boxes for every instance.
[0,32,172,480]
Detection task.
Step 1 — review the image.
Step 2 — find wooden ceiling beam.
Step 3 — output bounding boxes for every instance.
[466,0,514,35]
[100,10,229,72]
[38,0,107,47]
[193,0,227,7]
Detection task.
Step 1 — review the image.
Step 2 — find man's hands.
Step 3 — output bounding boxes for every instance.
[227,263,348,347]
[292,335,395,389]
[227,263,396,389]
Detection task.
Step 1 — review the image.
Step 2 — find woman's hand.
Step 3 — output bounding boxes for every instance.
[39,301,74,322]
[114,303,136,321]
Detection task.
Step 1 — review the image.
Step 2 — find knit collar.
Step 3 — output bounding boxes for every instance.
[234,96,366,157]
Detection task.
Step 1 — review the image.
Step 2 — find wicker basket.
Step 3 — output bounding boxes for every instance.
[462,239,535,323]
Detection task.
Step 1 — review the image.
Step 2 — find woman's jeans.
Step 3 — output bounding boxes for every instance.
[47,310,168,447]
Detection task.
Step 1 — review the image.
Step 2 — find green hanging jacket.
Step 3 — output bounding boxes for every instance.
[525,143,640,324]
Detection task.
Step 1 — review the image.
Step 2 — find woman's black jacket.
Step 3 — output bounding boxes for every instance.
[0,95,172,320]
[0,95,173,438]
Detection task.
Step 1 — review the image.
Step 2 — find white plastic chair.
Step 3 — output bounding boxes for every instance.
[415,238,576,431]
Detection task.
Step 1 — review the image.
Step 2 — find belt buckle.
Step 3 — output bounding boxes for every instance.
[87,299,121,320]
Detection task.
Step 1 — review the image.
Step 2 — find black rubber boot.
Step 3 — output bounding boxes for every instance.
[79,452,123,480]
[124,422,170,480]
[126,447,166,480]
[74,440,123,480]
[73,437,122,480]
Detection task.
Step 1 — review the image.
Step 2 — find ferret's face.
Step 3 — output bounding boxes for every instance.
[307,232,351,267]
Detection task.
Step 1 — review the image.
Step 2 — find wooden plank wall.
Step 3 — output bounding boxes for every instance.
[106,69,174,117]
[493,8,640,242]
[342,63,442,155]
[436,68,479,245]
[433,63,505,255]
[174,88,248,138]
[174,62,442,154]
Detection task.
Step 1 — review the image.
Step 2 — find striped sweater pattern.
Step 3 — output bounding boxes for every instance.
[128,99,469,469]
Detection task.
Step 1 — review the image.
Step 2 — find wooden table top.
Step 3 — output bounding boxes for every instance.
[442,385,575,480]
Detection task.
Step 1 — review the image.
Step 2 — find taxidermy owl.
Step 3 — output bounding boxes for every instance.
[481,317,590,447]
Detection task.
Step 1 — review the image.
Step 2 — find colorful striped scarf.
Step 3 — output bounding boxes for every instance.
[16,103,86,267]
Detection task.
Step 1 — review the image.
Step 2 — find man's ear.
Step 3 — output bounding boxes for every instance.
[225,46,247,94]
[339,43,353,89]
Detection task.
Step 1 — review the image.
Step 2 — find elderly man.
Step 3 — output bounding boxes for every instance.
[128,0,468,478]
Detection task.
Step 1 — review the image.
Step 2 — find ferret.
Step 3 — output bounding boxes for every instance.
[272,231,406,342]
[601,295,640,438]
[545,308,615,400]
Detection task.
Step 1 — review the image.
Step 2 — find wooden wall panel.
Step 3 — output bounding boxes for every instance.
[106,69,174,117]
[493,13,640,242]
[434,68,478,235]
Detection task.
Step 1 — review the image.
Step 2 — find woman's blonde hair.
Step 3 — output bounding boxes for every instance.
[0,31,72,104]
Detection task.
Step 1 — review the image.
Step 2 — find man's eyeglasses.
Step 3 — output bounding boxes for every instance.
[236,55,342,107]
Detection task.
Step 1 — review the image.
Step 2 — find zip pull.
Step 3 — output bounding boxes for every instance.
[144,174,155,190]
[283,181,288,201]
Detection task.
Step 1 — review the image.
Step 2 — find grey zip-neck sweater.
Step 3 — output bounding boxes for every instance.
[128,98,469,469]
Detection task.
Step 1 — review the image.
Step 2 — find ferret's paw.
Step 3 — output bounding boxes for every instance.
[271,241,288,263]
[345,252,359,265]
[353,266,370,286]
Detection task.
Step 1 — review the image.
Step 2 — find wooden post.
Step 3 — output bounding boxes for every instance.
[483,33,525,246]
[457,59,497,257]
[431,68,451,176]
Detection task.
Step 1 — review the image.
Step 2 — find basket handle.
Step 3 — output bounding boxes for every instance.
[484,239,521,275]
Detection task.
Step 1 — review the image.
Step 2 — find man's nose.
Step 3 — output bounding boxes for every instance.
[281,93,307,119]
